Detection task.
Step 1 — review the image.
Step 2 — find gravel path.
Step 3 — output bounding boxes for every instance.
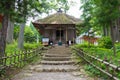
[11,46,100,80]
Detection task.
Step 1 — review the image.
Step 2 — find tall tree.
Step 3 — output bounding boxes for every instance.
[6,19,14,44]
[0,1,15,57]
[18,23,25,49]
[80,0,120,55]
[17,0,29,49]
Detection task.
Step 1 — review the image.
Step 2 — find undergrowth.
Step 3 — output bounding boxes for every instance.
[72,43,120,79]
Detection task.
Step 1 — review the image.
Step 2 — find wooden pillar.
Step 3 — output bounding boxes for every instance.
[74,25,76,44]
[73,37,74,44]
[52,29,55,43]
[60,27,61,42]
[66,26,68,42]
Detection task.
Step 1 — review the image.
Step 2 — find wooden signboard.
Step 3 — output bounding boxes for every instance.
[42,38,49,46]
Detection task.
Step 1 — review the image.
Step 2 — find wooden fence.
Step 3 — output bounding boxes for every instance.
[0,47,44,72]
[73,48,120,80]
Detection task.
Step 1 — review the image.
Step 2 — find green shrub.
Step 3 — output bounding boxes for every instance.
[115,43,120,52]
[73,43,96,49]
[14,25,20,40]
[98,37,112,49]
[73,43,120,78]
[84,64,101,75]
[24,42,42,50]
[6,42,42,56]
[5,42,18,55]
[24,26,37,43]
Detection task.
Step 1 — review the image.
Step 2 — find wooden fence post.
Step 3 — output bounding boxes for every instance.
[17,51,20,68]
[14,51,16,67]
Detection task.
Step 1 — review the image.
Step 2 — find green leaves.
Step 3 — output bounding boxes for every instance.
[0,0,71,24]
[98,37,113,49]
[80,0,120,36]
[0,23,2,30]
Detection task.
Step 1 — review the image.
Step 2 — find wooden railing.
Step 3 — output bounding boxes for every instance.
[73,48,120,80]
[0,47,44,72]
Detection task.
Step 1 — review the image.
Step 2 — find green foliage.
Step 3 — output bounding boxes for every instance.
[76,43,89,48]
[74,43,96,49]
[3,42,43,79]
[24,42,42,50]
[98,37,112,49]
[73,43,120,65]
[6,42,42,56]
[14,24,20,40]
[84,65,101,76]
[0,23,2,29]
[73,42,120,78]
[14,24,41,43]
[5,41,18,55]
[80,0,120,36]
[0,70,5,77]
[115,43,120,52]
[24,26,37,43]
[45,0,70,13]
[84,64,108,79]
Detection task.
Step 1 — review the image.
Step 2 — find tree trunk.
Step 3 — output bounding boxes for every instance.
[116,18,120,42]
[6,18,14,44]
[106,26,110,36]
[118,18,120,42]
[103,27,107,36]
[110,22,116,56]
[0,15,9,58]
[18,23,25,49]
[103,25,110,36]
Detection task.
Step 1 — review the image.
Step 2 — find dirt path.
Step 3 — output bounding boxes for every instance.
[11,46,97,80]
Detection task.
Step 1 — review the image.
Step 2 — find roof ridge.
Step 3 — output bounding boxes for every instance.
[34,12,82,24]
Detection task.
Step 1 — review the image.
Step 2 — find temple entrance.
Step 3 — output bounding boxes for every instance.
[56,30,64,42]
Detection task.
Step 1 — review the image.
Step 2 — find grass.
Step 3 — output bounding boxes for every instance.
[84,64,109,79]
[1,41,44,79]
[72,43,120,79]
[82,48,120,66]
[5,42,42,56]
[1,52,43,80]
[73,44,120,66]
[5,42,43,65]
[5,42,18,56]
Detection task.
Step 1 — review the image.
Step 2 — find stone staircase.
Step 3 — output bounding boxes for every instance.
[11,46,97,80]
[30,46,78,72]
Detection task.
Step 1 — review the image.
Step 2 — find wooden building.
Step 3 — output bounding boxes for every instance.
[32,10,81,45]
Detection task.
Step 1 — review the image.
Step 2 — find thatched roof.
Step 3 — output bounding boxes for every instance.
[33,12,82,24]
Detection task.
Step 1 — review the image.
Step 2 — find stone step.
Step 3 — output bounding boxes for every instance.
[29,65,79,72]
[42,57,71,61]
[44,54,70,57]
[40,61,75,65]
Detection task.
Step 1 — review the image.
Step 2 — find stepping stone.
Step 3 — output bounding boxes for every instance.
[30,65,79,72]
[44,54,70,57]
[72,72,85,76]
[40,61,75,65]
[42,57,71,61]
